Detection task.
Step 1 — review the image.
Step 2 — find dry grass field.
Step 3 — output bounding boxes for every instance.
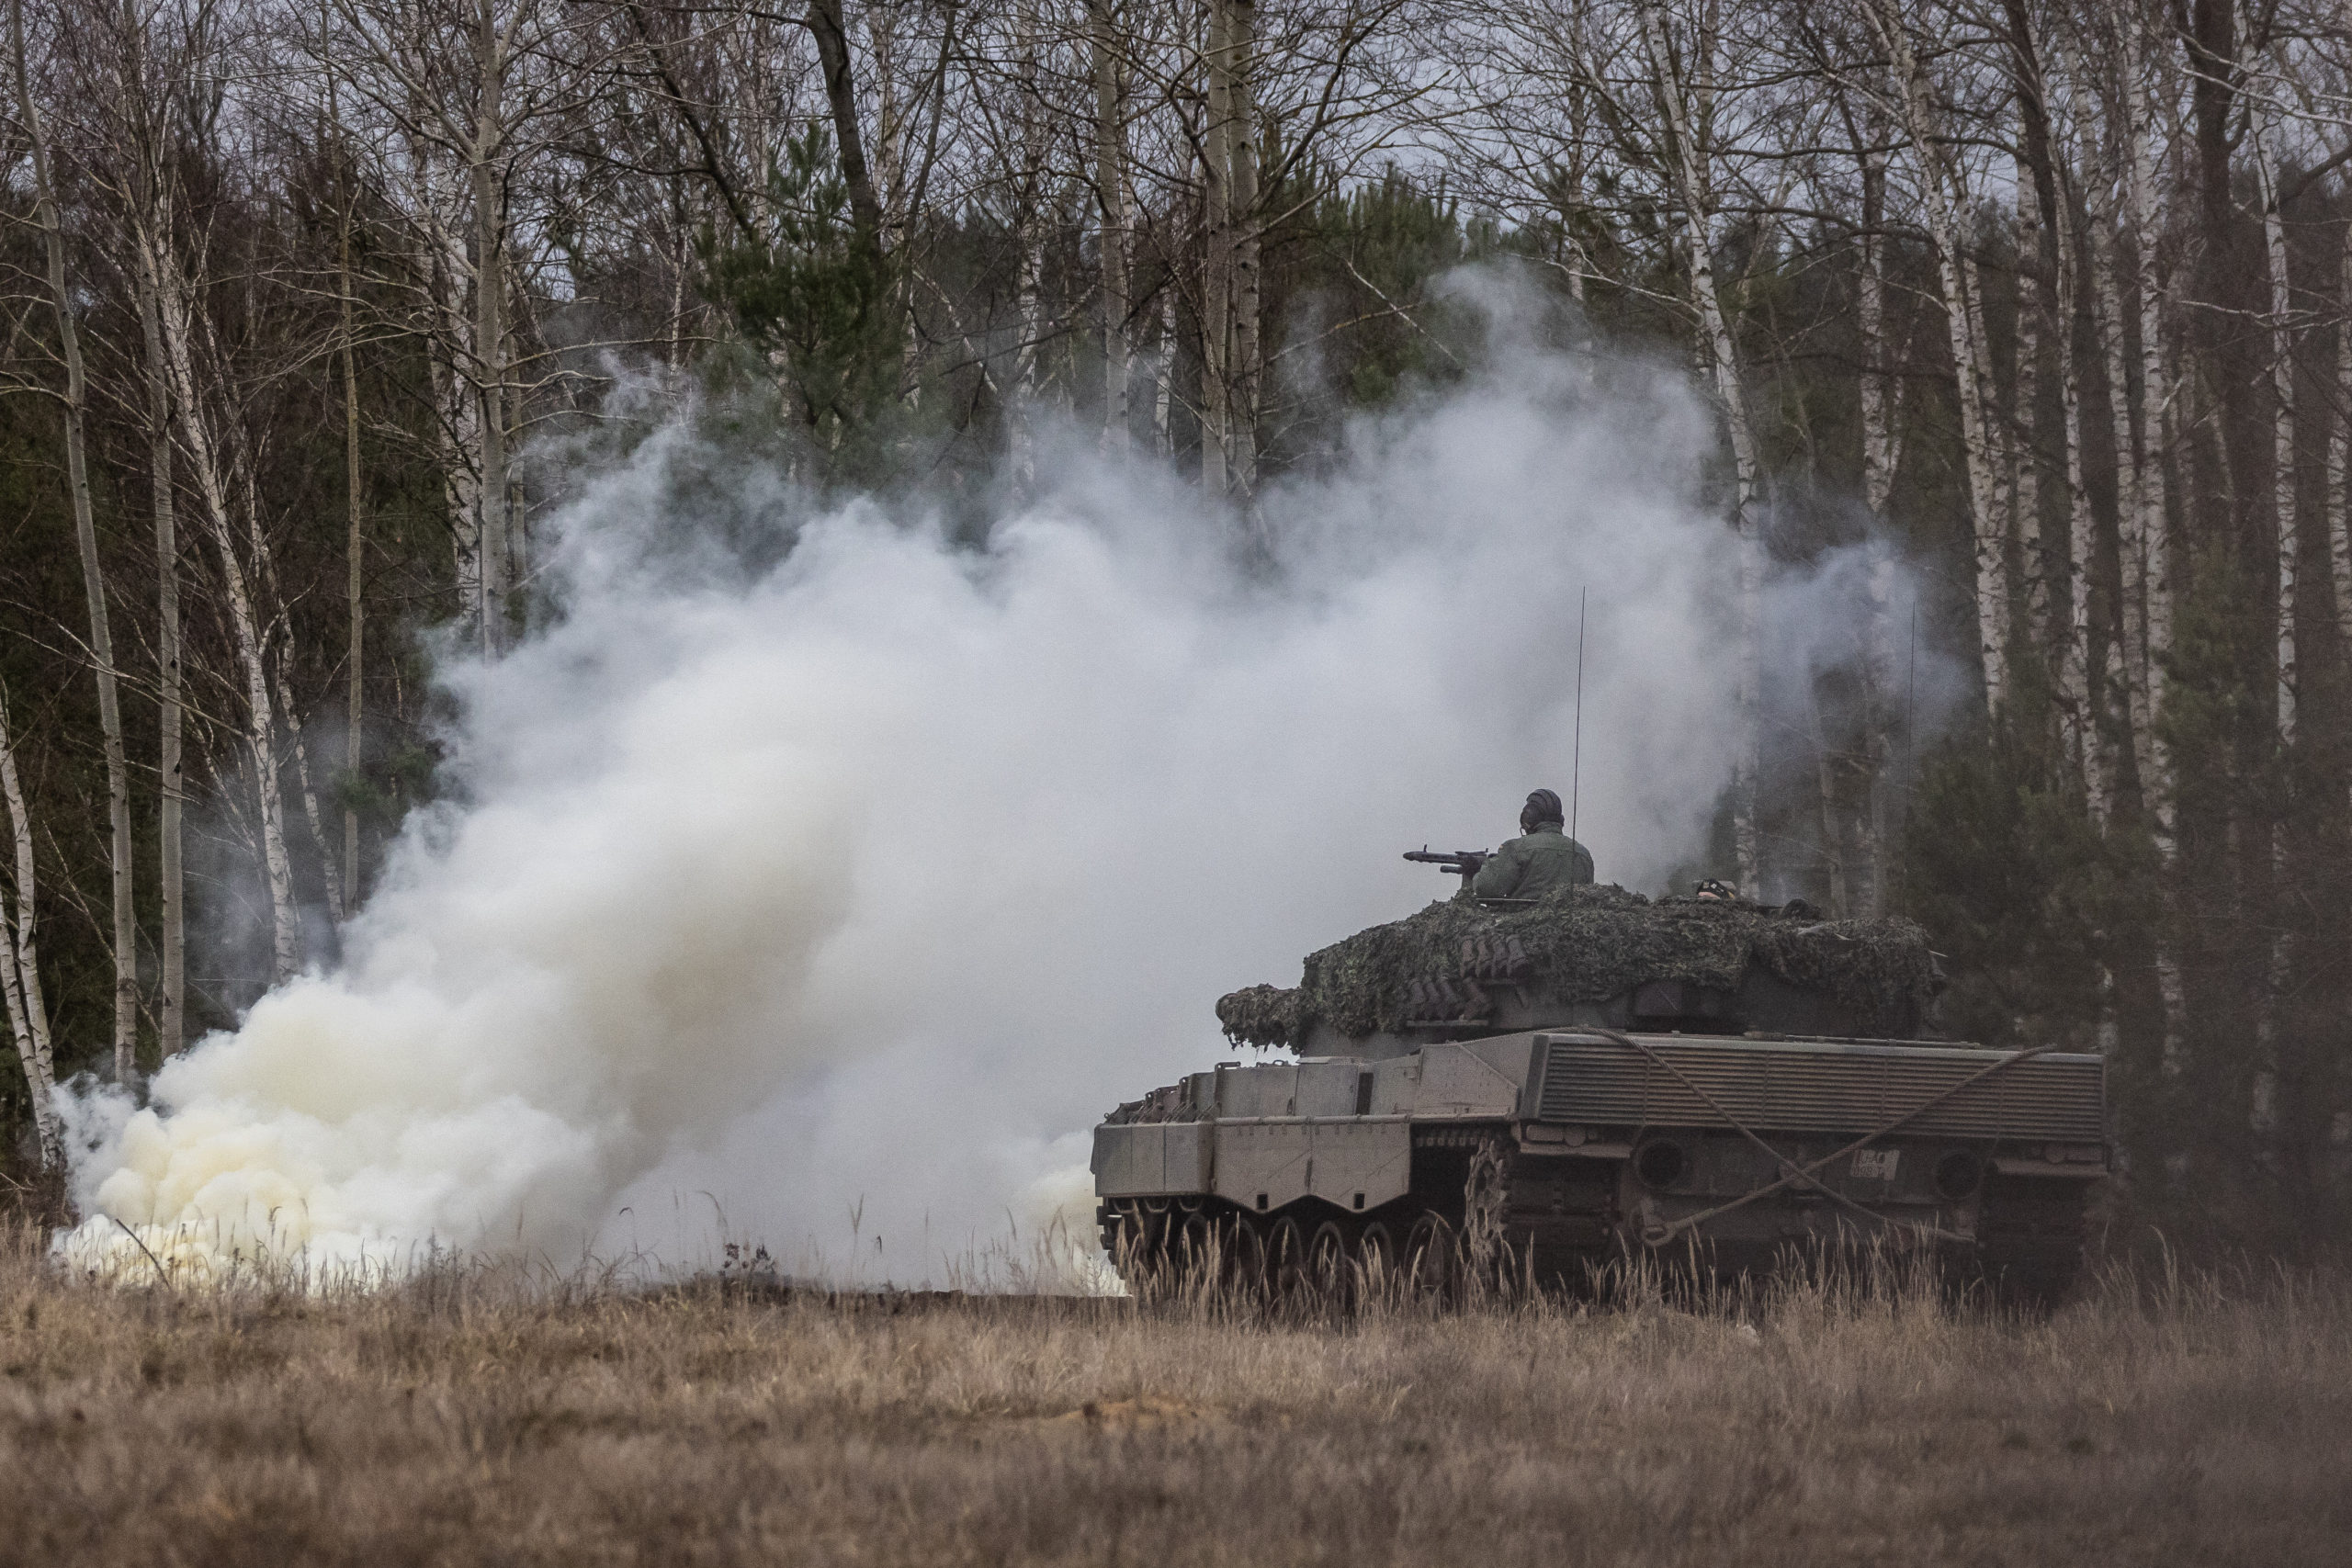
[1,1220,2347,1567]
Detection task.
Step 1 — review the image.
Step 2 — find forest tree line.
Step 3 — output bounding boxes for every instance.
[2,0,2349,1256]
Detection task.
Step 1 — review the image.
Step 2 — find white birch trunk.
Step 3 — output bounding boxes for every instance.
[1007,0,1045,495]
[1156,287,1176,457]
[2079,55,2135,1053]
[2089,177,2137,819]
[868,2,906,232]
[2013,142,2046,646]
[13,0,138,1082]
[150,231,301,984]
[1227,0,1261,501]
[1958,248,2011,714]
[277,647,342,926]
[2058,32,2116,822]
[2099,102,2150,810]
[1812,688,1848,916]
[472,0,511,658]
[2154,353,2189,1076]
[2249,88,2297,750]
[2121,19,2172,831]
[1639,0,1762,896]
[1200,0,1235,497]
[141,257,185,1058]
[119,12,185,1052]
[1960,244,2013,616]
[1858,144,1905,920]
[440,343,484,623]
[1559,62,1592,308]
[1869,0,2007,712]
[507,479,527,592]
[1092,0,1132,454]
[2333,221,2352,650]
[412,141,483,637]
[2051,152,2105,825]
[2118,10,2185,1067]
[2247,58,2297,1066]
[0,687,60,1169]
[341,179,365,918]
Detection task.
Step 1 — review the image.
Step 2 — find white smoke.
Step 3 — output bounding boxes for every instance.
[61,309,1770,1285]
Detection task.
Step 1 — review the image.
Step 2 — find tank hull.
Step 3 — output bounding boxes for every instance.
[1093,1030,2106,1304]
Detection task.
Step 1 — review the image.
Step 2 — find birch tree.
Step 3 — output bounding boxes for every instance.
[2334,217,2352,657]
[1004,0,1047,493]
[1862,0,2011,714]
[2049,22,2109,822]
[2245,29,2298,757]
[119,4,304,984]
[1199,0,1238,495]
[1855,130,1905,919]
[0,686,60,1170]
[2009,115,2047,649]
[1093,0,1134,451]
[10,0,137,1081]
[1636,0,1764,894]
[107,0,189,1051]
[329,0,603,656]
[2116,0,2171,822]
[334,50,366,919]
[1098,0,1416,499]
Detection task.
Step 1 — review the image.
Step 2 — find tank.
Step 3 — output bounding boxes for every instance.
[1092,874,2108,1304]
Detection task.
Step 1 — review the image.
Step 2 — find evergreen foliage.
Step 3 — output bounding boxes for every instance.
[704,128,905,479]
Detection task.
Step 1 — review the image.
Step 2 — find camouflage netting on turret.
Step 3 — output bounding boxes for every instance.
[1214,885,1940,1050]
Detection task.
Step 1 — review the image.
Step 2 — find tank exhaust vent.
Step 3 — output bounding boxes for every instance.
[1534,1035,2104,1143]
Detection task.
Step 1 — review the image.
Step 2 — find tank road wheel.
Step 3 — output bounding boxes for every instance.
[1099,1201,1157,1290]
[1404,1212,1460,1303]
[1307,1218,1353,1308]
[1221,1213,1269,1296]
[1356,1218,1398,1297]
[1138,1201,1175,1270]
[1265,1213,1312,1304]
[1173,1209,1216,1284]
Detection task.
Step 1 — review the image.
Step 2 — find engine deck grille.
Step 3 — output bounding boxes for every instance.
[1532,1034,2106,1144]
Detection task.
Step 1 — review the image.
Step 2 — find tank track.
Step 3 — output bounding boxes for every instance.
[1095,1134,1616,1300]
[1095,1196,1408,1300]
[1101,1157,2094,1308]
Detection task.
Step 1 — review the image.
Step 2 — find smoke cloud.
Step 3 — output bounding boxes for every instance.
[62,304,1798,1284]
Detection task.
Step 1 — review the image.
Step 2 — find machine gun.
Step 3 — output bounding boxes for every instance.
[1404,845,1491,883]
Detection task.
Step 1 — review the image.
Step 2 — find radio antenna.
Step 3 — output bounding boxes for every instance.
[1902,599,1918,901]
[1570,586,1587,850]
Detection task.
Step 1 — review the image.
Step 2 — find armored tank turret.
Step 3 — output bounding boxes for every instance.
[1093,874,2107,1304]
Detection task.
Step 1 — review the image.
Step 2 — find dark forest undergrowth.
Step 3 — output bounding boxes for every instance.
[1,1218,2347,1567]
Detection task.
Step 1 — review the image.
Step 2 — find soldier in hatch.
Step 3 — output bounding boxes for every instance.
[1471,788,1594,898]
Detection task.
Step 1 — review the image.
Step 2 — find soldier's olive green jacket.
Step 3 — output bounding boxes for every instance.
[1471,823,1594,899]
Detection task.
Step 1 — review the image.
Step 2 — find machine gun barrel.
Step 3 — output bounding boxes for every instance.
[1404,845,1491,879]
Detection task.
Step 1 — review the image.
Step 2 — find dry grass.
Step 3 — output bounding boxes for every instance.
[1,1222,2347,1566]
